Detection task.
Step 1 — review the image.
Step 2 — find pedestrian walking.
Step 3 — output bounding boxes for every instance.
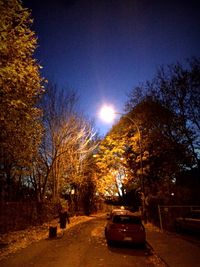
[59,208,70,235]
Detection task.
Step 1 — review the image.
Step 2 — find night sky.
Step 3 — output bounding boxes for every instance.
[22,0,200,136]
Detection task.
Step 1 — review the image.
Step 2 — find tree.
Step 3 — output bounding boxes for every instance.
[125,58,200,205]
[77,151,99,215]
[126,58,200,172]
[30,83,97,203]
[95,119,141,206]
[152,58,200,171]
[127,98,193,196]
[96,130,127,198]
[96,96,193,210]
[0,0,44,200]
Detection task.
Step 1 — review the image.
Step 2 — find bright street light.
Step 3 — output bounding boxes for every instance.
[99,105,116,123]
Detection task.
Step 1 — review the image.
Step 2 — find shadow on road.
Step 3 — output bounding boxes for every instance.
[107,242,152,257]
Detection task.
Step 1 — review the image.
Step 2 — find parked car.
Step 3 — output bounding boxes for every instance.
[106,207,126,220]
[105,209,146,246]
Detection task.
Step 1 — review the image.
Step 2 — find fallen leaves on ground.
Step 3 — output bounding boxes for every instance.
[0,215,94,260]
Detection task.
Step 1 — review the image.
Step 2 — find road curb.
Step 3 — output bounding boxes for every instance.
[145,241,170,267]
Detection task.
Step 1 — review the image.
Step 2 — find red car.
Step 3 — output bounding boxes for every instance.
[105,209,146,246]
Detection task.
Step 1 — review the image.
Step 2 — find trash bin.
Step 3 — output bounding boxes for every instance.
[49,226,57,238]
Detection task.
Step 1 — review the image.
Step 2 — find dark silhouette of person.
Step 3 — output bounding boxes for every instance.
[59,209,70,230]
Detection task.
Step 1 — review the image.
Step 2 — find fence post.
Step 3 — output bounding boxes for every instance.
[158,205,163,232]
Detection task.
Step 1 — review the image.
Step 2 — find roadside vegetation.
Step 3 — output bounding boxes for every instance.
[95,58,200,227]
[0,0,99,233]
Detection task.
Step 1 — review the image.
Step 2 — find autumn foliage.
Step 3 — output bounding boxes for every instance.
[0,0,44,200]
[95,58,200,210]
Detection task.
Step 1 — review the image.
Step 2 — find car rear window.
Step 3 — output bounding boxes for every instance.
[112,215,141,224]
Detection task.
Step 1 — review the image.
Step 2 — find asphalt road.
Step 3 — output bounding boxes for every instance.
[0,215,163,267]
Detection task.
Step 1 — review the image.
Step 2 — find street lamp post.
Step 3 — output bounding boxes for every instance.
[99,106,146,220]
[115,113,145,218]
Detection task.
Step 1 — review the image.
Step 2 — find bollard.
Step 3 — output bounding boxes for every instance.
[49,226,57,238]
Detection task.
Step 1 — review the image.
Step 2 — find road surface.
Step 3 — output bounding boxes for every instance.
[0,215,164,267]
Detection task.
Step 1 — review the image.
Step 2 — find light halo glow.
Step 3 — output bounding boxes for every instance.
[99,105,116,123]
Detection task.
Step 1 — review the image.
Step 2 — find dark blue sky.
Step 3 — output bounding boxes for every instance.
[23,0,200,136]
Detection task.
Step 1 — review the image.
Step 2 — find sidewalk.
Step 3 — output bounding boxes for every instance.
[145,223,200,267]
[0,215,93,260]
